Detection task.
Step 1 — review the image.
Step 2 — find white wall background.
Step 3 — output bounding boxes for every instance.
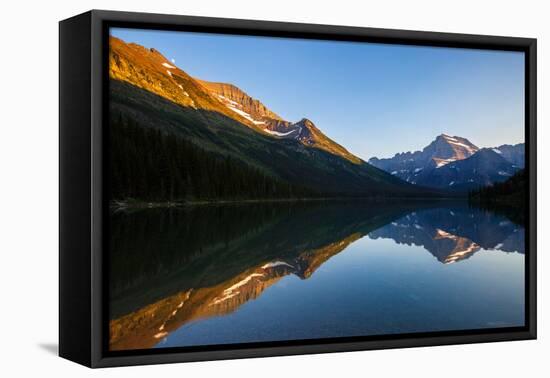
[0,0,546,376]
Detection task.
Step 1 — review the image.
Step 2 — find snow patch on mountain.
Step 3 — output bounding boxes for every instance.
[224,273,264,293]
[210,273,264,306]
[442,135,458,142]
[217,94,240,107]
[448,140,476,152]
[226,104,256,122]
[264,128,297,137]
[436,229,457,240]
[262,261,294,269]
[444,242,480,264]
[215,94,267,125]
[434,157,457,168]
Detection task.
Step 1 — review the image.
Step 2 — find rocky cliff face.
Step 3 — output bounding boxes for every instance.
[197,79,283,121]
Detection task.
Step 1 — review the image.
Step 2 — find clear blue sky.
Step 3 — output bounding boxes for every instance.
[111,28,525,159]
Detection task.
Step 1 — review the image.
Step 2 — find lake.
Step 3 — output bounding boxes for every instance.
[108,200,525,351]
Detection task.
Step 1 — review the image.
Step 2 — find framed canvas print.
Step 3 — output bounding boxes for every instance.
[59,10,537,368]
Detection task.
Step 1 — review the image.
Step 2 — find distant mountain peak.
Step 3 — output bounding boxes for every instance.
[426,134,479,167]
[368,134,521,191]
[492,143,525,168]
[475,147,502,157]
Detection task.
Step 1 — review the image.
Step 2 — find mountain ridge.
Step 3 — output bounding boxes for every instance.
[110,36,361,164]
[414,148,518,191]
[109,36,439,198]
[196,79,284,121]
[369,134,524,191]
[369,134,480,180]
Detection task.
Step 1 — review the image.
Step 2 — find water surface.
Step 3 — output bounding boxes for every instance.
[108,201,525,351]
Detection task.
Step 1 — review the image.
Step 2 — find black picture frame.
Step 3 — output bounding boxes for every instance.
[59,9,537,368]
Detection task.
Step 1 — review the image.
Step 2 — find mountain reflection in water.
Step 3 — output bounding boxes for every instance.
[108,201,525,351]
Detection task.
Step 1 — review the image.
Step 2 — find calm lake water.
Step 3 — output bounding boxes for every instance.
[108,201,525,351]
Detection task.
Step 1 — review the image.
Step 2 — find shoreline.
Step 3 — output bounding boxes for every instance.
[110,196,467,210]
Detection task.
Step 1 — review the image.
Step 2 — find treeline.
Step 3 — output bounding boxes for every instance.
[468,169,526,206]
[110,115,315,202]
[468,169,526,225]
[468,170,527,225]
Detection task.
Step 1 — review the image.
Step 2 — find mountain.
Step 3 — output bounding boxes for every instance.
[492,143,525,168]
[368,134,479,183]
[414,148,519,191]
[110,36,360,164]
[109,36,436,199]
[369,134,522,192]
